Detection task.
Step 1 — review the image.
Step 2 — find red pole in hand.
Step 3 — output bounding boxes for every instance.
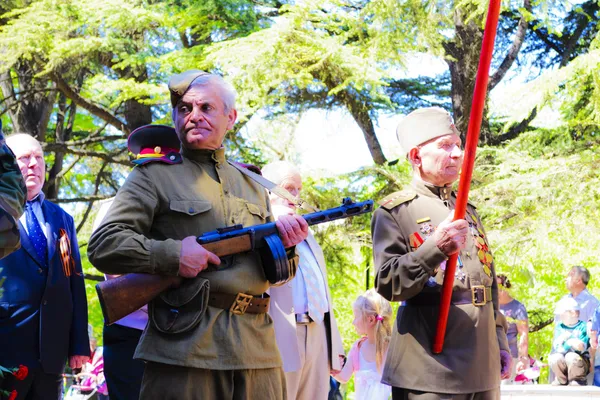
[432,0,502,354]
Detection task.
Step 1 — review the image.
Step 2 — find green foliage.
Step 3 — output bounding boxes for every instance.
[471,132,600,381]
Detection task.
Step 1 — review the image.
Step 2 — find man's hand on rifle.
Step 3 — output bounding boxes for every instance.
[179,236,221,278]
[276,214,309,248]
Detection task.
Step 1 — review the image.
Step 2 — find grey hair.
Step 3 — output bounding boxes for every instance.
[262,161,301,185]
[572,266,590,286]
[188,74,236,113]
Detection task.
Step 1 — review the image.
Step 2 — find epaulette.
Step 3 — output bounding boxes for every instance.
[128,124,182,166]
[377,189,417,210]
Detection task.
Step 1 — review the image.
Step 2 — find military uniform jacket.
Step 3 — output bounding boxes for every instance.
[88,148,282,370]
[0,132,26,259]
[371,179,509,393]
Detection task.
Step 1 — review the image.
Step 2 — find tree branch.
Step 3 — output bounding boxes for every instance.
[49,72,129,134]
[489,0,531,90]
[48,194,116,204]
[40,143,130,165]
[76,162,109,233]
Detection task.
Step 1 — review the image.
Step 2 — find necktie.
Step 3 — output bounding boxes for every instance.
[25,201,47,266]
[302,261,328,323]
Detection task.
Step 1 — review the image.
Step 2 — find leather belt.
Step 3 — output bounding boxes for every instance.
[406,286,493,307]
[208,292,270,315]
[295,312,313,325]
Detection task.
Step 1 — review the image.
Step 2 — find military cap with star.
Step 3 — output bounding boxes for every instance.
[127,124,182,166]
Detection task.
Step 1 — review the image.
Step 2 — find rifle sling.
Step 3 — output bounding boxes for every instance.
[227,160,319,213]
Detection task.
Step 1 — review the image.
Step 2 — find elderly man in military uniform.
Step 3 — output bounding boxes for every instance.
[0,119,26,258]
[371,107,510,399]
[88,71,309,399]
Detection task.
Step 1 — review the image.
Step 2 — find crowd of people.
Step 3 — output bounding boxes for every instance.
[0,70,598,400]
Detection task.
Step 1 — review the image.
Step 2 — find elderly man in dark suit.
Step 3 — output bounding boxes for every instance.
[0,134,89,400]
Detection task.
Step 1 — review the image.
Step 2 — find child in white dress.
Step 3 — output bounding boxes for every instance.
[333,289,392,399]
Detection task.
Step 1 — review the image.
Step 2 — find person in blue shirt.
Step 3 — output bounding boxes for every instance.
[549,297,590,386]
[587,303,600,386]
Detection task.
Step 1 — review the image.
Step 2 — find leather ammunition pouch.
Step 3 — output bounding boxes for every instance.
[259,233,299,286]
[149,276,209,334]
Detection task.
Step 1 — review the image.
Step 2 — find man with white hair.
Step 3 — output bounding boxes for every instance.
[371,107,510,399]
[89,71,309,399]
[263,160,344,400]
[0,134,89,399]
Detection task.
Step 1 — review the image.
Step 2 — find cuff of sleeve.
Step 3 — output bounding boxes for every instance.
[497,327,510,352]
[150,239,181,276]
[412,238,448,275]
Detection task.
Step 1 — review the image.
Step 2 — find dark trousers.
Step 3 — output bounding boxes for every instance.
[140,362,286,400]
[392,387,499,400]
[1,369,62,400]
[103,323,145,400]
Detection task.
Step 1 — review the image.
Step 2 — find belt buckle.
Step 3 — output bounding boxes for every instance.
[471,285,486,306]
[230,293,253,315]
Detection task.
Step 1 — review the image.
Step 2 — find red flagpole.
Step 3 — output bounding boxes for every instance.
[432,0,502,354]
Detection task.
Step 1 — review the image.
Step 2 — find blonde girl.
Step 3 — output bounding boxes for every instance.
[333,289,393,399]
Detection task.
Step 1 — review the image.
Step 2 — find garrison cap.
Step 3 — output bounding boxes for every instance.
[168,70,210,108]
[127,124,182,166]
[396,107,460,155]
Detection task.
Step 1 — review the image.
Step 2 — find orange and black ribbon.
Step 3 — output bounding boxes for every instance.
[58,229,77,277]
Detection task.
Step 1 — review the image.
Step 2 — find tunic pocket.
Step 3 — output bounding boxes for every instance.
[149,277,210,334]
[245,202,269,220]
[169,200,212,215]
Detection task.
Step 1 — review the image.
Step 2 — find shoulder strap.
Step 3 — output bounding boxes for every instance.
[378,190,417,210]
[227,160,319,213]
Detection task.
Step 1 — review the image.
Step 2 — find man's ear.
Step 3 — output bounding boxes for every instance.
[408,147,421,167]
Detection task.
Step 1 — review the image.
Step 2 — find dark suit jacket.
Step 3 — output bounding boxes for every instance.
[0,199,89,374]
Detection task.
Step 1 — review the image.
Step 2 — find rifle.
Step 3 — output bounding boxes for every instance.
[96,198,373,325]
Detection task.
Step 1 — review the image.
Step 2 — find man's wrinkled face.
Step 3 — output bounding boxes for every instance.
[173,82,236,150]
[8,137,45,200]
[270,172,302,211]
[413,133,463,186]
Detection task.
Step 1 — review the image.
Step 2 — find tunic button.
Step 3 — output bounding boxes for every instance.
[188,207,194,213]
[38,268,43,274]
[291,307,295,313]
[43,300,47,306]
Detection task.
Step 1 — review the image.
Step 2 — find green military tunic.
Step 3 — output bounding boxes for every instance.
[0,132,26,259]
[88,147,282,370]
[371,179,509,394]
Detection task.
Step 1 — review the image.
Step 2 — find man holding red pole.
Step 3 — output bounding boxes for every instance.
[371,107,510,399]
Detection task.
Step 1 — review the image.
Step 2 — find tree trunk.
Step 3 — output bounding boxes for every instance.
[443,7,490,144]
[45,92,76,199]
[321,73,387,165]
[0,60,55,140]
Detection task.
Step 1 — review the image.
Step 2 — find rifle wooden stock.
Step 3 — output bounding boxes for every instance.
[96,235,252,325]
